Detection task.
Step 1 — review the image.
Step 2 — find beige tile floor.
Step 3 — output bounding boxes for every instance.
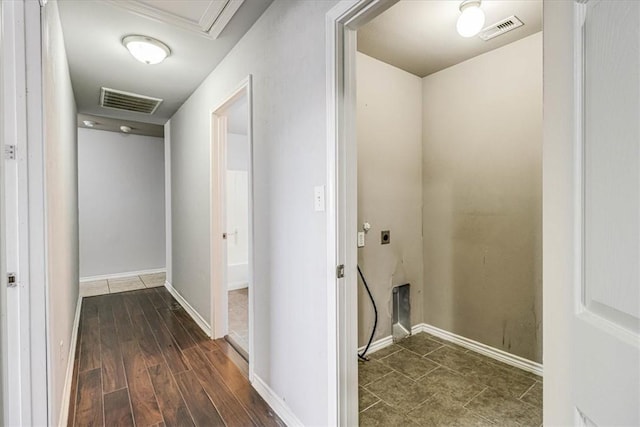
[79,272,166,297]
[228,288,249,355]
[359,332,542,426]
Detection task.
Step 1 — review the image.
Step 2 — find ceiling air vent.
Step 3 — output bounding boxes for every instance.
[478,16,524,41]
[100,87,163,114]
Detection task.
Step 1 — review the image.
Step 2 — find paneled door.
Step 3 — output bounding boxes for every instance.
[544,0,639,425]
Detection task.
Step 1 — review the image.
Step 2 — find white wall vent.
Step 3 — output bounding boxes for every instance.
[478,16,524,41]
[100,87,163,114]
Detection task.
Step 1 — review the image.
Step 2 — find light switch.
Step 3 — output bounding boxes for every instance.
[314,185,325,212]
[357,231,365,248]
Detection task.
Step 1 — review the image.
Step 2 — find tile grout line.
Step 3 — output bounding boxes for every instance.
[358,332,542,425]
[462,386,489,410]
[518,381,538,400]
[359,399,383,414]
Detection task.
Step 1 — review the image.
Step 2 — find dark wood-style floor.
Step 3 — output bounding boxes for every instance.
[67,287,284,427]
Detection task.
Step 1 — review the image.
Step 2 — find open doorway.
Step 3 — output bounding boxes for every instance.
[328,0,543,425]
[211,78,253,363]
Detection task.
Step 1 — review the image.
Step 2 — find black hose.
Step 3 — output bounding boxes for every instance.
[358,265,377,361]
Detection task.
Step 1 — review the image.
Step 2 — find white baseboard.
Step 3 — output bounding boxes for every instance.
[80,268,166,283]
[58,295,83,427]
[252,374,303,427]
[227,281,248,291]
[357,324,423,354]
[164,281,212,337]
[417,323,543,377]
[358,323,542,377]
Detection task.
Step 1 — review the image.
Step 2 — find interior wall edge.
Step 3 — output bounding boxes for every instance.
[164,280,212,337]
[56,295,82,427]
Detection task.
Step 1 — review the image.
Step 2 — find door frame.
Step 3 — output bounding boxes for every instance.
[325,0,399,424]
[1,0,49,424]
[210,75,255,375]
[0,1,6,421]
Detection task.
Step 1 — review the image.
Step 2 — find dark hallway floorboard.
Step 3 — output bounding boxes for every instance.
[68,287,284,427]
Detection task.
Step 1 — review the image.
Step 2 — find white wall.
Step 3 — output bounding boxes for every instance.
[226,171,248,265]
[226,133,249,287]
[168,1,338,423]
[356,52,423,346]
[78,128,165,278]
[41,1,78,423]
[227,132,249,170]
[421,32,542,362]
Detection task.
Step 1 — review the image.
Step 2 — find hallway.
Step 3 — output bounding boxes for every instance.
[68,288,283,427]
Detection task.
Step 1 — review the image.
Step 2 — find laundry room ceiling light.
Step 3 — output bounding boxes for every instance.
[122,35,170,65]
[456,0,485,38]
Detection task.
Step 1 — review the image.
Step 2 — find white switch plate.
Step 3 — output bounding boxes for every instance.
[357,231,365,248]
[314,185,325,212]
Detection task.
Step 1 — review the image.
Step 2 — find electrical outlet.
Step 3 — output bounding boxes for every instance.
[381,230,391,245]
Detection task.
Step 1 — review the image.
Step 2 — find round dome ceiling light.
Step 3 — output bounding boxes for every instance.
[120,125,132,133]
[122,35,171,65]
[456,0,485,38]
[82,120,96,128]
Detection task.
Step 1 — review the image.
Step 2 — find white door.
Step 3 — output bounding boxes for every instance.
[544,1,640,425]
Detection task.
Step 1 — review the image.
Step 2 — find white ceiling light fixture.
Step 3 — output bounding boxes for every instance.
[122,35,171,65]
[82,120,95,127]
[456,0,485,38]
[120,125,132,133]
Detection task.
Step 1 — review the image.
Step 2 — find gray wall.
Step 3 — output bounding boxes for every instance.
[41,0,79,422]
[356,52,423,346]
[78,128,165,278]
[421,33,542,362]
[167,1,338,424]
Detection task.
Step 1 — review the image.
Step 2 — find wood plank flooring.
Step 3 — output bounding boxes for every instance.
[68,287,284,427]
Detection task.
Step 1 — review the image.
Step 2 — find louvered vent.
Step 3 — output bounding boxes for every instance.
[100,87,163,114]
[478,16,524,41]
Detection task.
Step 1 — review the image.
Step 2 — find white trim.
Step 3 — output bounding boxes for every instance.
[107,0,244,40]
[25,1,48,423]
[57,296,82,427]
[208,0,244,39]
[209,76,255,382]
[417,323,543,377]
[357,324,423,355]
[251,374,303,427]
[326,1,398,425]
[357,335,392,355]
[164,121,172,285]
[358,324,543,377]
[227,282,248,291]
[164,281,212,337]
[79,268,166,283]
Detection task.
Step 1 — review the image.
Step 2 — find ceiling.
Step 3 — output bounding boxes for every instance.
[58,0,272,126]
[358,0,542,77]
[78,113,164,137]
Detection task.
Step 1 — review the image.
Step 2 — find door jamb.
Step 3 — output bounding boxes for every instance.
[210,76,254,378]
[325,1,398,425]
[1,0,49,424]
